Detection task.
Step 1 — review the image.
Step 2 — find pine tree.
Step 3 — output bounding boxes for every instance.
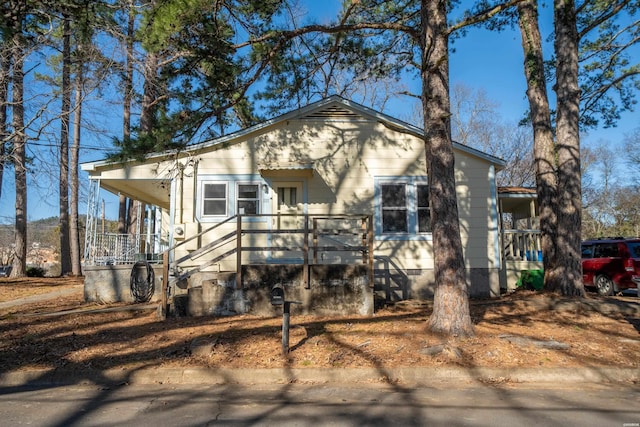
[5,0,28,277]
[516,0,560,292]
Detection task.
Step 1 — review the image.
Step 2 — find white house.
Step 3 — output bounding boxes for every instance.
[81,96,536,316]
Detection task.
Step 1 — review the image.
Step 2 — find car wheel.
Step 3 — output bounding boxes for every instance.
[595,274,614,296]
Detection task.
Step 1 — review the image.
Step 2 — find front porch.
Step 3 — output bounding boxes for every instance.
[498,187,543,291]
[82,192,544,314]
[84,212,378,316]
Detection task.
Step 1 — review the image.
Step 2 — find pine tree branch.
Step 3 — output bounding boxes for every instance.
[582,68,640,114]
[446,0,525,36]
[579,21,640,63]
[578,0,632,40]
[233,22,421,50]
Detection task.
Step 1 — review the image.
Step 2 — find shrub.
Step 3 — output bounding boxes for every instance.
[26,266,47,277]
[516,269,544,291]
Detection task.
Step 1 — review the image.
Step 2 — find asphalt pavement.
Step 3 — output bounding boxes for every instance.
[0,382,638,427]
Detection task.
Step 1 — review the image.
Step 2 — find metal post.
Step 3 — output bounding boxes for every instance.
[160,251,169,319]
[368,215,374,289]
[312,218,318,264]
[236,214,242,290]
[282,301,291,355]
[303,215,309,289]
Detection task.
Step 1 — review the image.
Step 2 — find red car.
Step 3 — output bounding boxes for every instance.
[581,238,640,295]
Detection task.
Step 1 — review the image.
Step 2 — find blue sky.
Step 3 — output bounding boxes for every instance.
[0,1,637,224]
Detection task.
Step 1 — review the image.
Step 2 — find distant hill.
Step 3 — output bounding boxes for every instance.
[0,216,62,249]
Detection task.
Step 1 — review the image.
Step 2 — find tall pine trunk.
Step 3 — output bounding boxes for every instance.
[10,10,27,277]
[118,0,135,235]
[140,51,158,134]
[517,0,561,290]
[0,49,9,202]
[118,195,128,233]
[59,13,72,275]
[421,0,473,337]
[70,58,83,276]
[554,0,584,296]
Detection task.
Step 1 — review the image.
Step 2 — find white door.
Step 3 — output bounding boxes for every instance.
[270,182,304,262]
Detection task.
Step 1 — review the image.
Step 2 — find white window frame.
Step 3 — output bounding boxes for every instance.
[375,177,432,241]
[380,182,409,233]
[236,181,262,215]
[200,181,228,218]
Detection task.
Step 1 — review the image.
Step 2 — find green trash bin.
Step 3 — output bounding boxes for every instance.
[516,269,544,291]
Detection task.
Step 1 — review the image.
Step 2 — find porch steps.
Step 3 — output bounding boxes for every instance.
[172,248,237,283]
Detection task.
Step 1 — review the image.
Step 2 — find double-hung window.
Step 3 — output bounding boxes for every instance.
[237,183,260,215]
[416,183,431,232]
[199,178,265,220]
[377,178,431,238]
[381,184,408,232]
[202,182,227,216]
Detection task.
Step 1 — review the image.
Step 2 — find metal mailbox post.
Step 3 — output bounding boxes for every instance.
[270,285,300,356]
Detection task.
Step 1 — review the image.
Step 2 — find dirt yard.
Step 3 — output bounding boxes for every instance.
[0,277,638,374]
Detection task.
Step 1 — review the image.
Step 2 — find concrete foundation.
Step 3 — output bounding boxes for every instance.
[84,263,163,304]
[82,263,500,316]
[375,267,500,301]
[182,264,373,317]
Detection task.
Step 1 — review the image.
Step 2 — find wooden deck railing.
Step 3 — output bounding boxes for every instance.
[502,229,542,261]
[159,214,374,311]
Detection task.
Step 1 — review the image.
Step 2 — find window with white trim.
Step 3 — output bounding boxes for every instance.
[202,182,227,216]
[416,184,431,232]
[377,178,431,237]
[381,183,408,232]
[237,183,260,214]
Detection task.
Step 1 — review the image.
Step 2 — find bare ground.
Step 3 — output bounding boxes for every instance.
[0,277,638,375]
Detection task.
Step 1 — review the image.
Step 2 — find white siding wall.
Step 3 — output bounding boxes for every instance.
[89,112,498,274]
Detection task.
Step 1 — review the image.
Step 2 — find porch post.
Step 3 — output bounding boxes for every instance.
[83,178,101,265]
[528,199,535,229]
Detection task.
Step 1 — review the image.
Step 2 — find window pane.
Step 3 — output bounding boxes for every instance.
[238,184,258,199]
[382,210,407,232]
[238,200,258,215]
[418,209,431,232]
[381,184,405,207]
[417,184,429,208]
[627,242,640,258]
[238,184,260,214]
[278,187,297,207]
[204,184,225,198]
[203,183,227,216]
[204,200,226,215]
[595,243,618,257]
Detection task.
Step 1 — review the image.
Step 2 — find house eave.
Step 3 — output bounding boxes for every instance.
[80,95,507,172]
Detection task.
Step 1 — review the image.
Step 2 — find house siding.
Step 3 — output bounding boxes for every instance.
[83,98,503,310]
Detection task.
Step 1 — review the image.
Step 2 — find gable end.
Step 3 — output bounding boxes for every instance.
[301,105,370,121]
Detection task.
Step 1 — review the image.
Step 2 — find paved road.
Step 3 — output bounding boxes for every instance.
[0,382,638,426]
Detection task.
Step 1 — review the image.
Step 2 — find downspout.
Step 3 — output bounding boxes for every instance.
[145,204,151,255]
[178,162,184,224]
[192,159,199,230]
[169,178,177,264]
